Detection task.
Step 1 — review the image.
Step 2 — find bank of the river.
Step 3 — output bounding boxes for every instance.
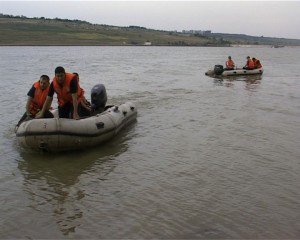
[0,16,230,46]
[3,15,300,47]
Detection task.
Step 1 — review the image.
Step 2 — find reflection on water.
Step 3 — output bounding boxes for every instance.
[244,78,262,91]
[17,128,132,236]
[213,74,262,89]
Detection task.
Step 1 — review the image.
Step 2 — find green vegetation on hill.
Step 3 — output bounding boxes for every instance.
[0,14,228,46]
[1,14,300,46]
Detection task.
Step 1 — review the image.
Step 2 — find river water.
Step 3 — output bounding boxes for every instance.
[0,46,299,239]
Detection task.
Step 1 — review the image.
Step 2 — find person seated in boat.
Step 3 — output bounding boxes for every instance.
[17,75,54,127]
[243,56,255,70]
[225,56,235,70]
[36,66,89,120]
[252,58,263,69]
[72,72,92,117]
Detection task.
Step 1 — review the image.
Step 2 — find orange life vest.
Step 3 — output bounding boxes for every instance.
[254,59,262,69]
[226,59,235,69]
[29,81,50,115]
[247,59,255,69]
[52,73,83,106]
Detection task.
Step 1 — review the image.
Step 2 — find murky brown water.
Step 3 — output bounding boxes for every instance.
[0,46,300,238]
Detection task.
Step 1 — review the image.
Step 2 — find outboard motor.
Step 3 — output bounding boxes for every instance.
[214,65,224,75]
[91,84,107,114]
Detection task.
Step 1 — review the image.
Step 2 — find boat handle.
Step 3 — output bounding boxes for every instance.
[96,122,104,129]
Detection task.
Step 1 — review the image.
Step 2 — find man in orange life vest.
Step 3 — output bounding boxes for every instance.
[17,75,53,127]
[243,56,255,70]
[225,56,235,70]
[252,57,263,69]
[36,66,88,120]
[72,72,92,116]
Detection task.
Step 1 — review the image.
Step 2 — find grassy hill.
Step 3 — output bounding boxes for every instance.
[0,15,229,46]
[1,14,300,46]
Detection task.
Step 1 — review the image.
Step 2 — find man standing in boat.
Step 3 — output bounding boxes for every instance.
[36,66,88,120]
[225,56,235,70]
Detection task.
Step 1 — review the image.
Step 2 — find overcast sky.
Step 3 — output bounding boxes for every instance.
[1,1,300,39]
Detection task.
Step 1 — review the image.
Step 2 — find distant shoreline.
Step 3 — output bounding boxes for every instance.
[1,15,300,46]
[2,44,297,48]
[0,44,232,47]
